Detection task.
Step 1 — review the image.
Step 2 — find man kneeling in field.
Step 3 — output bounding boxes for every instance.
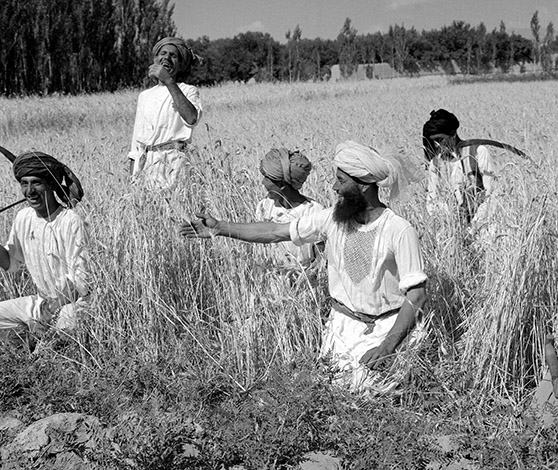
[0,151,89,343]
[180,141,428,393]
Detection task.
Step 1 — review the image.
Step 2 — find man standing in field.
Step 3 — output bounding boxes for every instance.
[0,151,89,342]
[180,141,428,393]
[422,109,498,226]
[128,37,203,190]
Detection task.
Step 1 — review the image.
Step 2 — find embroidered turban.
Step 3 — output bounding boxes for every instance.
[152,37,197,69]
[333,141,402,199]
[422,109,460,161]
[259,148,312,190]
[13,151,84,207]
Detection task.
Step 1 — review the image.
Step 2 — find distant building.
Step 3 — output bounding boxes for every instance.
[330,59,464,81]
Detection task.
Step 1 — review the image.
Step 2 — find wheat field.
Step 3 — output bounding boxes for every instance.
[0,75,557,467]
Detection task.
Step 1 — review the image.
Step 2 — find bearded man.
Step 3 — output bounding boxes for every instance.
[0,151,88,339]
[128,37,203,190]
[180,141,428,393]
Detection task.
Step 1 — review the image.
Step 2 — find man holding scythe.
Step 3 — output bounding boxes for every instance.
[422,108,526,228]
[0,148,89,341]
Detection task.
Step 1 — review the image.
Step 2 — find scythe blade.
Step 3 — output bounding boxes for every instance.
[0,145,22,213]
[0,145,17,163]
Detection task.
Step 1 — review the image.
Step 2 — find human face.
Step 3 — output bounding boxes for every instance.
[262,176,286,206]
[332,169,368,224]
[19,176,59,217]
[155,44,183,79]
[429,133,457,159]
[332,169,360,198]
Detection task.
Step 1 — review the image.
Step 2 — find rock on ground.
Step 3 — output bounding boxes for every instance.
[1,412,103,470]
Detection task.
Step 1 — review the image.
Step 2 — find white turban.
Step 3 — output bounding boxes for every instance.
[333,140,403,200]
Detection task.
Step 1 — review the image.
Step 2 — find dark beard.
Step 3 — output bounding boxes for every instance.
[333,186,368,224]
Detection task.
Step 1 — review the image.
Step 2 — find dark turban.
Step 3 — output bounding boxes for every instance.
[422,109,460,161]
[152,37,198,74]
[13,151,84,207]
[259,149,312,190]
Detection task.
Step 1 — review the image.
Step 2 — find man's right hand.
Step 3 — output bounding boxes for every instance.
[179,213,220,239]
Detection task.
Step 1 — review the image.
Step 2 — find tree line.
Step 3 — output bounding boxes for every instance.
[1,0,556,95]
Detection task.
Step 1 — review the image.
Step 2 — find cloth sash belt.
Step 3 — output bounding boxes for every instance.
[331,298,399,333]
[146,140,188,152]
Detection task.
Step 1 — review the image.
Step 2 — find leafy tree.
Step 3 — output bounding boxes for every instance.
[337,17,357,78]
[530,11,541,66]
[541,22,555,72]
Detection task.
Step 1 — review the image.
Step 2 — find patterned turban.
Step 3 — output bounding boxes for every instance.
[333,141,402,200]
[13,151,84,207]
[259,148,312,190]
[422,109,460,161]
[152,37,198,69]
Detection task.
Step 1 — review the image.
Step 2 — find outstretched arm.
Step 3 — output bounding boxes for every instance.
[359,282,427,370]
[180,213,291,244]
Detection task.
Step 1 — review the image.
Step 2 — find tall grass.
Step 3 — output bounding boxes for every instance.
[1,75,557,421]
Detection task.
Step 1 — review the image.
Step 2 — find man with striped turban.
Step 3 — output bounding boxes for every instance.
[180,141,427,394]
[0,151,89,346]
[256,148,324,273]
[128,37,203,190]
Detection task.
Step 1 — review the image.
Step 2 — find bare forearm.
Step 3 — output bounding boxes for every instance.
[382,284,427,351]
[165,81,198,125]
[215,221,291,244]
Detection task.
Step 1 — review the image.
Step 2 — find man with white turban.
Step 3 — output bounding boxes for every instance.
[128,37,203,190]
[256,148,324,272]
[180,140,428,393]
[0,151,89,347]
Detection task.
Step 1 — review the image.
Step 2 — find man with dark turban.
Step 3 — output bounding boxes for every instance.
[128,36,202,190]
[0,151,89,344]
[422,109,497,225]
[256,148,324,273]
[180,141,427,394]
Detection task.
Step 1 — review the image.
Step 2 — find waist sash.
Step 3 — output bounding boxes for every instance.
[146,140,188,152]
[331,298,399,332]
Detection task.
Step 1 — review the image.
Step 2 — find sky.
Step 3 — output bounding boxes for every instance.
[172,0,558,42]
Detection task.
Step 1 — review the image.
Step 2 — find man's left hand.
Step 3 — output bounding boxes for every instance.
[359,344,395,370]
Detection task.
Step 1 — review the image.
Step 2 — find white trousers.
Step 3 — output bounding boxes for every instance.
[321,308,426,394]
[0,295,81,333]
[132,148,190,191]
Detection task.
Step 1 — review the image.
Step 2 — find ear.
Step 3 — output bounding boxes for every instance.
[359,183,370,194]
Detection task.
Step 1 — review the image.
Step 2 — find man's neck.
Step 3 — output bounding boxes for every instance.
[279,190,308,209]
[35,202,62,219]
[355,203,386,225]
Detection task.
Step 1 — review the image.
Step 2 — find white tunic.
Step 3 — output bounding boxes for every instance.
[0,206,89,332]
[128,83,202,161]
[289,207,427,393]
[5,207,88,301]
[128,83,202,190]
[255,198,324,269]
[290,208,426,316]
[426,144,496,211]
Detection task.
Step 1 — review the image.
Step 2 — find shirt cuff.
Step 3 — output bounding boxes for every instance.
[399,273,428,294]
